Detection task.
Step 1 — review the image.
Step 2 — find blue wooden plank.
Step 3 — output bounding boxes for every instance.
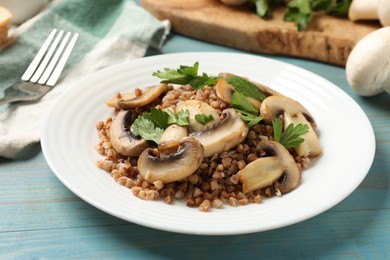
[0,209,389,259]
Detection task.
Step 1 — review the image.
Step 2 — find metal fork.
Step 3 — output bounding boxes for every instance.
[0,29,78,104]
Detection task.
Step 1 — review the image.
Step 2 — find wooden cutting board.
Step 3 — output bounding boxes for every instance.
[141,0,381,66]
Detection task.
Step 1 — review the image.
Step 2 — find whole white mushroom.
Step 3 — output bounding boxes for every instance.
[378,0,390,26]
[348,0,379,21]
[346,27,390,96]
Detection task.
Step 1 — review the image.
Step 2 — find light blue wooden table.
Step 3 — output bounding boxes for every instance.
[1,14,390,260]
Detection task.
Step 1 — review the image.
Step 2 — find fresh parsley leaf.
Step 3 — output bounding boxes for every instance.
[149,107,169,129]
[247,0,351,30]
[272,117,283,143]
[176,109,190,126]
[178,62,199,77]
[190,73,221,90]
[132,117,164,144]
[250,0,272,18]
[328,0,352,16]
[234,108,263,127]
[284,0,313,31]
[226,76,266,101]
[132,108,190,144]
[153,62,219,90]
[164,109,190,126]
[195,113,214,125]
[152,67,194,85]
[165,109,178,125]
[272,118,309,148]
[231,91,259,115]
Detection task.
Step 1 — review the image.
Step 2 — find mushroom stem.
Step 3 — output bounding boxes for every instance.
[237,157,283,194]
[283,112,322,157]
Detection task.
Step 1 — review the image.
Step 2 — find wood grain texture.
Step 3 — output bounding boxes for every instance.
[141,0,381,66]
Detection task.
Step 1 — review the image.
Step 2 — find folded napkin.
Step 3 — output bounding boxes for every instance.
[0,0,169,159]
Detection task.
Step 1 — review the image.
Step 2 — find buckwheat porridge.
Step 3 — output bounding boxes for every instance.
[95,62,322,212]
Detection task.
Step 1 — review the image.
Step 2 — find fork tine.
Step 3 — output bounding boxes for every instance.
[30,30,64,83]
[21,29,58,81]
[46,32,78,86]
[38,32,71,85]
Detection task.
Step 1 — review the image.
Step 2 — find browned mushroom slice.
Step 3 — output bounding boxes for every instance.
[115,84,168,110]
[175,100,221,132]
[138,137,204,184]
[237,141,301,194]
[215,77,262,109]
[190,108,248,157]
[159,124,188,156]
[109,110,149,157]
[106,93,135,108]
[260,95,322,157]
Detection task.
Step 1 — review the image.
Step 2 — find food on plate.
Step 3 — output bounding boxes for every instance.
[346,27,390,96]
[95,62,322,212]
[0,5,12,47]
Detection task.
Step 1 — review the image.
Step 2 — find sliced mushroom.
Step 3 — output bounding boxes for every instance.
[106,92,135,108]
[175,100,221,132]
[109,110,149,156]
[160,124,188,143]
[237,141,301,194]
[138,137,204,183]
[260,96,322,157]
[190,108,248,157]
[106,84,168,110]
[159,124,188,156]
[215,77,262,109]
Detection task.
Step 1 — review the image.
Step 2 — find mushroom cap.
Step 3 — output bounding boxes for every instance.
[346,27,390,96]
[260,95,316,128]
[257,141,301,194]
[109,110,149,157]
[175,100,221,132]
[137,137,204,184]
[116,84,168,110]
[190,108,249,157]
[348,0,379,21]
[378,0,390,27]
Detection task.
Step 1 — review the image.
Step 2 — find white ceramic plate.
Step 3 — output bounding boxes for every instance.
[41,52,375,235]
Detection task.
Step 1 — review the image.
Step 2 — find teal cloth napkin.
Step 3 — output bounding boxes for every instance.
[0,0,169,159]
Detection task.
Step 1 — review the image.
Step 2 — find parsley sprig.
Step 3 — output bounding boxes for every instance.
[272,118,309,148]
[132,108,189,144]
[153,62,220,89]
[226,76,266,101]
[227,76,265,127]
[249,0,352,31]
